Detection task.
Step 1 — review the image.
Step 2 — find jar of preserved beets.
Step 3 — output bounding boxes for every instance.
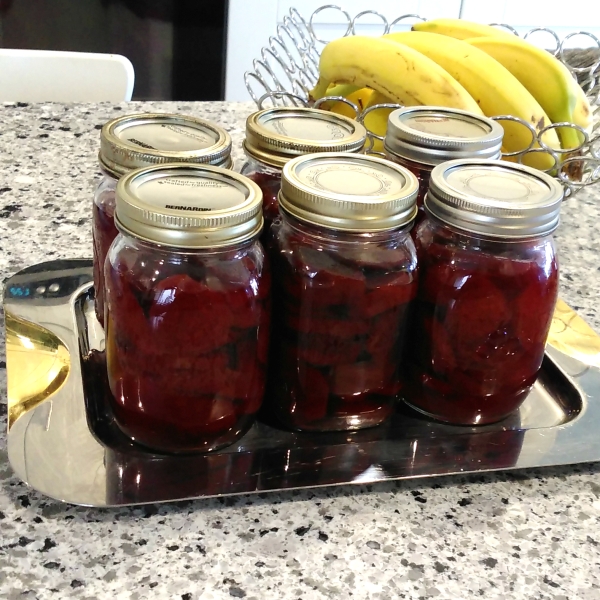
[405,159,563,426]
[384,107,503,228]
[270,152,419,432]
[104,164,269,453]
[94,113,232,327]
[241,107,367,239]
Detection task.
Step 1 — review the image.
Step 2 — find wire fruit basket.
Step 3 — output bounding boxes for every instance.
[245,5,600,198]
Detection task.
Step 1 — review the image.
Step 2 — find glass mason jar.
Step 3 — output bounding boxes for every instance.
[405,159,563,425]
[383,107,503,229]
[270,152,419,432]
[104,164,269,453]
[241,107,367,240]
[93,113,232,327]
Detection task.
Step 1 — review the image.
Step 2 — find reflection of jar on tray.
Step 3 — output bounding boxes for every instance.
[241,107,367,241]
[104,164,269,453]
[93,113,232,326]
[269,153,419,432]
[106,450,258,505]
[404,159,563,426]
[383,107,503,229]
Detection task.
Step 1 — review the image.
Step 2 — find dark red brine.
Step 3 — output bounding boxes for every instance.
[105,164,267,453]
[269,153,419,432]
[242,107,367,240]
[93,113,232,327]
[403,159,563,425]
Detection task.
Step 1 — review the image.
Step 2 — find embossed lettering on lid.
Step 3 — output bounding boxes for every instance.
[116,164,263,248]
[279,153,419,231]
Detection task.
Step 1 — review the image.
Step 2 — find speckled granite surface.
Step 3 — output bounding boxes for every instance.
[0,101,599,600]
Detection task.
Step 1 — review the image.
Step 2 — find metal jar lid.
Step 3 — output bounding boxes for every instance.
[244,107,367,169]
[115,164,263,248]
[384,107,504,167]
[279,153,419,232]
[426,159,563,238]
[100,113,232,177]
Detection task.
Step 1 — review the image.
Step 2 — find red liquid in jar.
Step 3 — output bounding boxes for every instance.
[92,191,118,327]
[405,219,559,425]
[105,241,270,453]
[386,155,431,239]
[246,170,282,242]
[270,221,417,431]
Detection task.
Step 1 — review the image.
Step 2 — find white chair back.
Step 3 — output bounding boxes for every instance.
[0,49,135,102]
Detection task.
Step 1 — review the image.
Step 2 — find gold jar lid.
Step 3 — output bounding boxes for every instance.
[385,106,503,166]
[427,159,563,238]
[279,153,419,232]
[244,107,367,169]
[115,164,263,248]
[100,113,232,177]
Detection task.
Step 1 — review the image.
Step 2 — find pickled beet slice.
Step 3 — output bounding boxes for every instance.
[147,274,233,354]
[288,315,369,337]
[364,272,416,318]
[293,361,330,423]
[336,246,414,271]
[424,316,457,377]
[297,331,365,366]
[286,246,366,315]
[515,273,558,353]
[330,360,395,399]
[442,275,511,366]
[366,307,408,359]
[249,170,281,223]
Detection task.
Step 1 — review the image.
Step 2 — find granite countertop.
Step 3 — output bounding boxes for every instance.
[0,101,599,600]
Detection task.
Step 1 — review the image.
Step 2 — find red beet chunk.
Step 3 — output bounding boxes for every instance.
[297,331,365,366]
[146,274,234,354]
[288,315,369,337]
[247,169,281,224]
[330,360,396,399]
[284,247,367,317]
[364,271,417,317]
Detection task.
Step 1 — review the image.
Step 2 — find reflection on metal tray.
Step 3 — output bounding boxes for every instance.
[4,260,600,507]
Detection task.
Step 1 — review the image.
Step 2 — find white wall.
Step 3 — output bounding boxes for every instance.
[225,1,600,101]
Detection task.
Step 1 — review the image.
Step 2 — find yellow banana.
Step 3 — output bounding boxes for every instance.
[384,31,560,171]
[413,18,515,40]
[309,36,483,115]
[466,36,583,150]
[362,91,396,152]
[572,83,593,138]
[416,18,593,147]
[324,85,374,119]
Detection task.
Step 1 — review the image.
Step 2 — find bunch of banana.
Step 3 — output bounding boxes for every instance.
[310,19,592,172]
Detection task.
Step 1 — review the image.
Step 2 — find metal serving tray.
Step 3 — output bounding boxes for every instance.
[4,259,600,507]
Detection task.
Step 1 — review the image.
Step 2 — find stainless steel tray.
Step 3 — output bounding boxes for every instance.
[4,259,600,507]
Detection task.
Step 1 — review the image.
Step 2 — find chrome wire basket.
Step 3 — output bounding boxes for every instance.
[245,5,600,198]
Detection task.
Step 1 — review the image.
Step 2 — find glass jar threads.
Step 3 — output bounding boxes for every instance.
[241,107,367,234]
[384,107,503,225]
[269,152,419,432]
[104,164,269,453]
[405,159,563,425]
[93,113,232,326]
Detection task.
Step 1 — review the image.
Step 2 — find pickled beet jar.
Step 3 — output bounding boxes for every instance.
[241,107,367,237]
[384,107,503,228]
[270,152,419,432]
[405,159,563,425]
[93,113,232,327]
[105,164,268,453]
